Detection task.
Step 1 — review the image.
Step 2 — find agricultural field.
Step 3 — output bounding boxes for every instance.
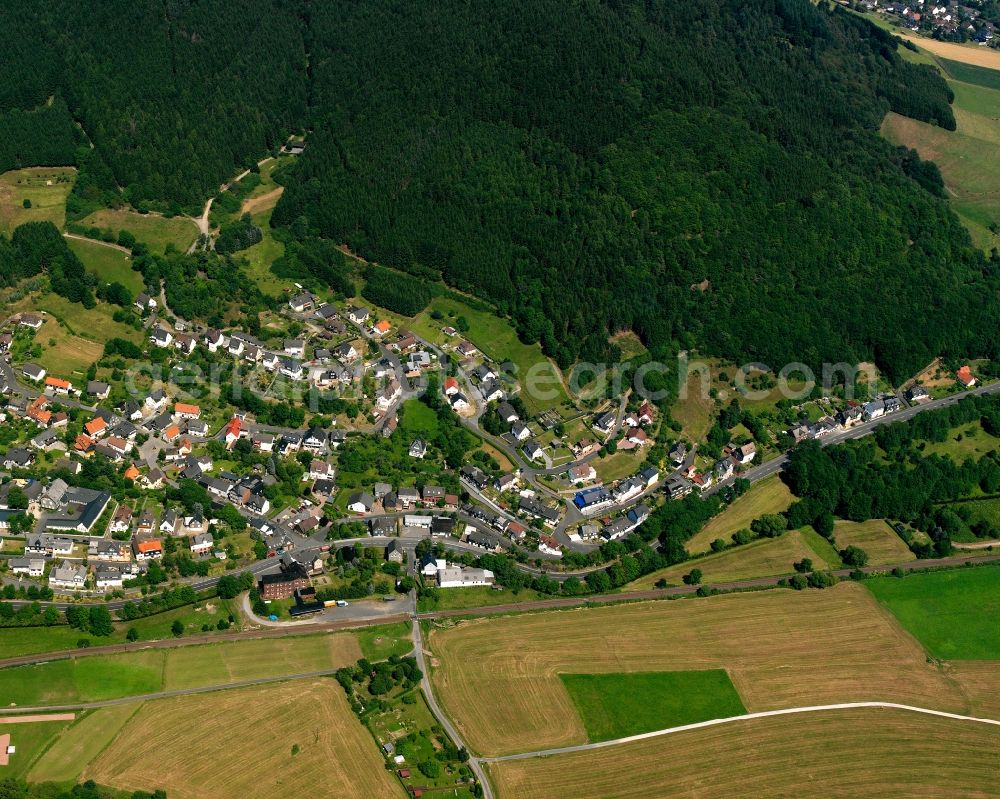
[559,670,745,741]
[0,717,73,780]
[77,208,199,254]
[0,167,75,234]
[865,566,1000,660]
[486,708,1000,799]
[426,583,981,756]
[408,294,570,414]
[26,703,141,784]
[0,650,164,707]
[831,520,912,566]
[85,680,402,799]
[161,633,361,690]
[67,236,144,293]
[0,634,361,706]
[683,477,795,555]
[627,530,832,590]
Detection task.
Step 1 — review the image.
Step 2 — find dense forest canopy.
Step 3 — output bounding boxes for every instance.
[1,0,998,380]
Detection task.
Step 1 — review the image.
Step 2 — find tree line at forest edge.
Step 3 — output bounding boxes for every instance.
[0,0,998,385]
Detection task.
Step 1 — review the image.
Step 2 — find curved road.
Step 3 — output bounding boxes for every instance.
[483,702,1000,763]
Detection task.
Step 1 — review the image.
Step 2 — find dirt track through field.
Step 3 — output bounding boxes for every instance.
[241,187,283,215]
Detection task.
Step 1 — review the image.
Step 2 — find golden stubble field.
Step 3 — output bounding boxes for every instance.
[85,680,403,799]
[427,583,993,757]
[487,708,1000,799]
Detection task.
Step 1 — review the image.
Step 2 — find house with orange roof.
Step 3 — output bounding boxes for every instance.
[44,376,73,395]
[224,417,242,449]
[443,377,459,396]
[27,400,52,426]
[162,424,181,442]
[957,365,976,387]
[84,417,107,438]
[173,402,201,419]
[74,434,94,453]
[123,463,141,481]
[372,319,392,336]
[133,538,163,560]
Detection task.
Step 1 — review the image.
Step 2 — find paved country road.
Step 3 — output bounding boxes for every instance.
[482,702,1000,763]
[411,598,495,799]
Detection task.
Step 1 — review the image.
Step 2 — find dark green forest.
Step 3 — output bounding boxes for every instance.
[274,0,997,381]
[0,221,93,305]
[1,0,998,380]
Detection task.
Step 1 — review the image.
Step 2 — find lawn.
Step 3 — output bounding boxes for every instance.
[831,520,912,566]
[77,208,199,254]
[427,582,975,756]
[0,651,164,706]
[0,718,73,780]
[85,680,402,799]
[559,670,746,742]
[487,708,1000,799]
[592,446,645,483]
[684,477,795,555]
[355,622,413,661]
[67,236,144,293]
[628,530,831,590]
[408,294,569,414]
[26,703,142,784]
[417,585,550,613]
[865,565,1000,660]
[0,167,75,235]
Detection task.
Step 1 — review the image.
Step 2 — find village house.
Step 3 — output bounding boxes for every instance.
[22,363,46,382]
[150,327,173,348]
[133,538,163,560]
[537,534,562,557]
[568,463,597,484]
[957,365,976,387]
[49,562,88,590]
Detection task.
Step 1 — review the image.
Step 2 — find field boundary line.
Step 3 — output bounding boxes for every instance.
[483,702,1000,762]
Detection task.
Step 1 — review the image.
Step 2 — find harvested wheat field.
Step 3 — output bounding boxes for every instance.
[900,34,1000,70]
[947,661,1000,721]
[487,708,1000,799]
[161,633,361,690]
[427,583,980,756]
[832,520,913,566]
[85,680,402,799]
